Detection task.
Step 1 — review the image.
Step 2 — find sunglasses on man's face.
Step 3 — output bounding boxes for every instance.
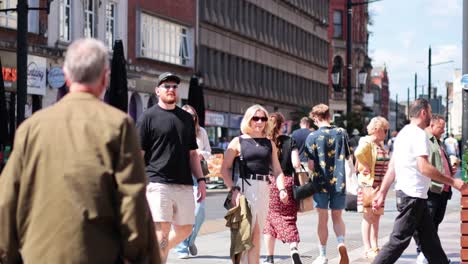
[162,84,178,89]
[251,116,268,122]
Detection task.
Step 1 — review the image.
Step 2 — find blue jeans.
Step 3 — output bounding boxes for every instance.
[174,178,206,254]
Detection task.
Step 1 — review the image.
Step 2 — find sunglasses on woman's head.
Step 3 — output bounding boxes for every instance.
[251,116,268,122]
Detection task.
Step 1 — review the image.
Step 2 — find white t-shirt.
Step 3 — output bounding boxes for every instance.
[444,137,458,156]
[393,124,431,199]
[197,127,212,160]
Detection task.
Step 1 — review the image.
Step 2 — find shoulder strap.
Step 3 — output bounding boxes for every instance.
[235,136,249,192]
[238,136,244,162]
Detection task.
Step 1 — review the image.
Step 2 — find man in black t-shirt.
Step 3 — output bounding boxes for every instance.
[291,117,312,166]
[137,72,206,263]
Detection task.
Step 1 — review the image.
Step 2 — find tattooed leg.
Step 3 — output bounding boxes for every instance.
[154,222,171,264]
[159,235,169,250]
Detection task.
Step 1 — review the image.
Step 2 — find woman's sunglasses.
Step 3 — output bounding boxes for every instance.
[251,116,268,122]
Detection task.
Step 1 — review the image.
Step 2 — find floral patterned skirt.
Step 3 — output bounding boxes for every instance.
[263,176,300,243]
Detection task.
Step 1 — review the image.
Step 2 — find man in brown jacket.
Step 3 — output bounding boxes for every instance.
[0,38,159,264]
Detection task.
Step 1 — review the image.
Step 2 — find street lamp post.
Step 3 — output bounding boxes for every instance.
[414,72,417,100]
[445,82,449,135]
[346,0,382,114]
[428,46,431,99]
[17,0,28,126]
[427,46,453,100]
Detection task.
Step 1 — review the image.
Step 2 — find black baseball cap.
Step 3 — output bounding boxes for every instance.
[157,72,181,86]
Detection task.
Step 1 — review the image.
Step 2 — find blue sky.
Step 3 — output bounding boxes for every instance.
[368,0,462,102]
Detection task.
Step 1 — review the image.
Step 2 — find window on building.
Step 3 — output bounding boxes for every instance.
[84,0,95,38]
[59,0,71,41]
[140,13,192,66]
[333,10,343,38]
[0,0,18,29]
[106,2,116,49]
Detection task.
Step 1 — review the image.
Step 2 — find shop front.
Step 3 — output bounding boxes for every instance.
[204,110,243,147]
[1,51,50,139]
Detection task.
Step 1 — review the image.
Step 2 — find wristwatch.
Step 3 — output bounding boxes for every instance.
[197,177,207,183]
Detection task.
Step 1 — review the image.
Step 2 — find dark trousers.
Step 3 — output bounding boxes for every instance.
[372,190,448,264]
[414,191,450,254]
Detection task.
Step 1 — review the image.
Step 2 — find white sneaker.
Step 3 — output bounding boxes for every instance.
[312,255,328,264]
[416,252,428,264]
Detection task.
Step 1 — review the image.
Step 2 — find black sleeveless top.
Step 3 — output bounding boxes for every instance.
[239,137,272,175]
[277,135,297,176]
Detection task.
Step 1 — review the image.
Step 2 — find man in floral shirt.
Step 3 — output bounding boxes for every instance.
[305,104,350,264]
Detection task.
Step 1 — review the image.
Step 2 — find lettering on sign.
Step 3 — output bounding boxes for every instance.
[205,112,225,126]
[26,55,47,95]
[2,67,17,82]
[47,67,66,89]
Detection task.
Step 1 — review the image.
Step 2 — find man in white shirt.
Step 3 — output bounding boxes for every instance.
[444,133,459,159]
[372,98,466,264]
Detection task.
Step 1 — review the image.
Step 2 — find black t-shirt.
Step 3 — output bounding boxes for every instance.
[291,128,311,162]
[277,135,297,176]
[137,105,197,185]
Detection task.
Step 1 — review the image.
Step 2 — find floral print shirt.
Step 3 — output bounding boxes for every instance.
[305,126,350,193]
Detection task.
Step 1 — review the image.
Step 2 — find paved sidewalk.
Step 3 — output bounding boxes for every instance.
[168,191,461,264]
[338,210,461,264]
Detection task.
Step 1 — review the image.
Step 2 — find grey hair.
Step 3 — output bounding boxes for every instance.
[64,38,109,85]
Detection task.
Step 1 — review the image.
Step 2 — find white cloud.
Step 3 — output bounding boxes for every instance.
[432,44,459,64]
[370,49,410,68]
[424,0,461,17]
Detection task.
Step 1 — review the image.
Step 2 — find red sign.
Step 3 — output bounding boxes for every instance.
[2,66,17,82]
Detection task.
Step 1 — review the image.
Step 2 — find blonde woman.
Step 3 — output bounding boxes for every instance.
[221,105,288,264]
[354,116,390,259]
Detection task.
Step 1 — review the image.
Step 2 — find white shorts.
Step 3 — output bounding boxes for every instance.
[146,182,195,225]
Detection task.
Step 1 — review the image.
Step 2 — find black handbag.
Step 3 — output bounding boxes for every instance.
[292,165,319,201]
[292,179,320,201]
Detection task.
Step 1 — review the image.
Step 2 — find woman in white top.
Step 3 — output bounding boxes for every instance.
[174,105,211,258]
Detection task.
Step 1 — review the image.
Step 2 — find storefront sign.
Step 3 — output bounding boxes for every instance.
[205,111,226,127]
[2,67,17,83]
[0,51,47,95]
[47,67,65,89]
[27,55,47,95]
[228,114,243,129]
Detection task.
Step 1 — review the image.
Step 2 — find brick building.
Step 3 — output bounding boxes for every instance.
[328,0,372,118]
[126,0,196,121]
[371,66,390,119]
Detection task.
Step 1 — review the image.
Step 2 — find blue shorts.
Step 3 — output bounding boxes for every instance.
[313,191,346,210]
